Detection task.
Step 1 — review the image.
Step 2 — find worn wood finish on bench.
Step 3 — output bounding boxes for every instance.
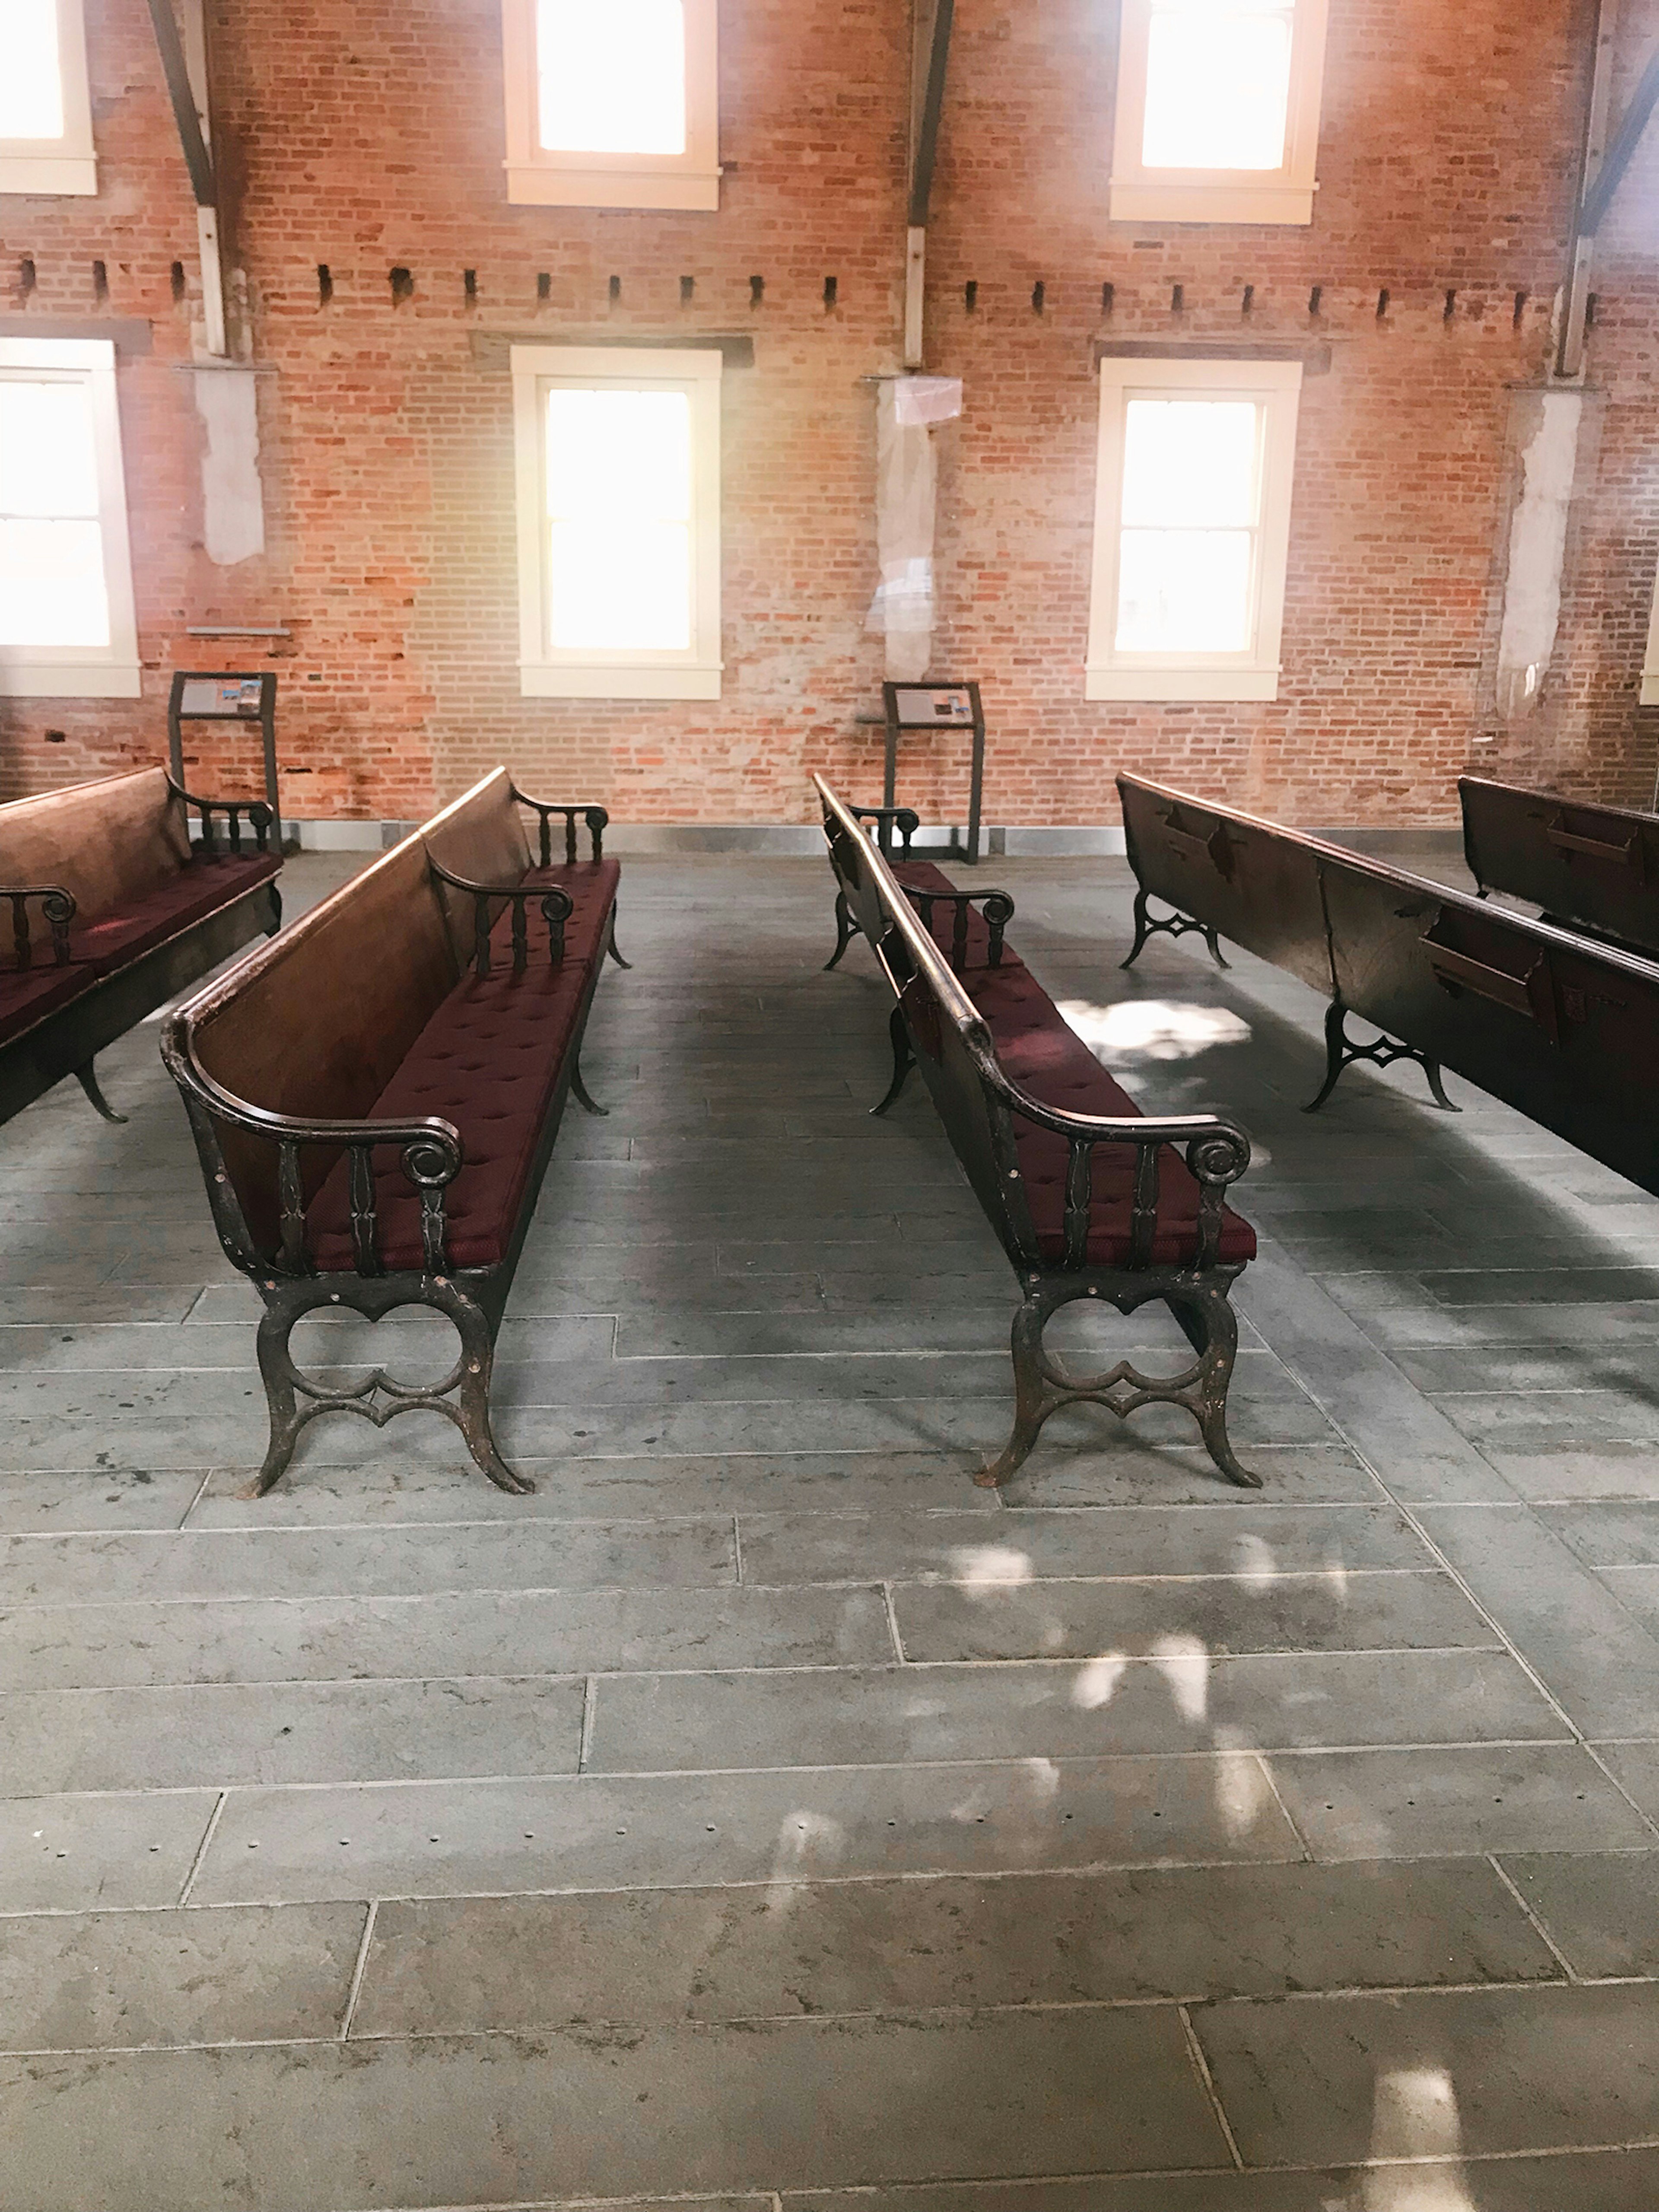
[818,775,1258,1492]
[1461,775,1659,957]
[1119,770,1659,1202]
[162,770,620,1498]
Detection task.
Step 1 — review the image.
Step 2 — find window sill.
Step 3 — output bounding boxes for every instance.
[1086,665,1280,703]
[0,658,141,698]
[1108,179,1314,226]
[0,153,98,197]
[521,661,722,701]
[505,163,721,210]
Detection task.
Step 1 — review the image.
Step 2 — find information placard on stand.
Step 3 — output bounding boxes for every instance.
[167,672,282,834]
[882,680,985,863]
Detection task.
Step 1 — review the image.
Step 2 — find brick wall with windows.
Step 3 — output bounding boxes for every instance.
[2,0,1657,826]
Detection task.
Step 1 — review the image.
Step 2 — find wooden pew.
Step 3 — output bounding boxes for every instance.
[818,775,1259,1490]
[1460,775,1659,957]
[0,767,281,1126]
[162,770,622,1496]
[1119,772,1659,1200]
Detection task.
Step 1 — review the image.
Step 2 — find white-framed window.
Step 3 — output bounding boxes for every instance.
[0,339,140,699]
[1641,562,1659,707]
[1086,356,1302,703]
[512,345,722,701]
[1109,0,1328,224]
[0,0,97,195]
[501,0,719,209]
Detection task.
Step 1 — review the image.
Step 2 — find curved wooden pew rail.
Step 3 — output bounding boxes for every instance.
[817,774,1259,1493]
[1118,773,1659,1202]
[162,770,625,1498]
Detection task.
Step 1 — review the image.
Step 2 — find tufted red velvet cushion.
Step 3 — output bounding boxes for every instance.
[305,861,619,1274]
[0,961,99,1047]
[72,853,280,974]
[962,961,1255,1268]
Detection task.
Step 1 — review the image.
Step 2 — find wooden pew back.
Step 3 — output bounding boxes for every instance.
[1460,776,1659,955]
[0,769,190,925]
[188,770,516,1248]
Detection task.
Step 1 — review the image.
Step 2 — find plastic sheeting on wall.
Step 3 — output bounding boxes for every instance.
[865,375,962,681]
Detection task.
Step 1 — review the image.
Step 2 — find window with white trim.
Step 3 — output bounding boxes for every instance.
[0,339,139,699]
[501,0,718,209]
[512,346,722,700]
[1087,356,1302,702]
[1110,0,1328,224]
[0,0,97,195]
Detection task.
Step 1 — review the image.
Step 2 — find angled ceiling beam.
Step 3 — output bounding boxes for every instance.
[144,0,214,205]
[904,0,955,369]
[1580,38,1659,232]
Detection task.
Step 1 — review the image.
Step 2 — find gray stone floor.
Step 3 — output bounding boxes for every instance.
[5,848,1659,2207]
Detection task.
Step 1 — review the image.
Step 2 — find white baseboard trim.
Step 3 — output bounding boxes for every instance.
[282,820,1134,857]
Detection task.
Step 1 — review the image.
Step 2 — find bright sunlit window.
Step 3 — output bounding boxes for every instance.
[0,338,140,698]
[512,346,722,700]
[0,0,96,194]
[1110,0,1328,223]
[1087,356,1302,702]
[501,0,718,207]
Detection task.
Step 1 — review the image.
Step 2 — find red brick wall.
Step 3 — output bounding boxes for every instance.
[2,0,1656,825]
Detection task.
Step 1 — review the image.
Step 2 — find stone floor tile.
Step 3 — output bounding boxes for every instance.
[1537,1502,1659,1566]
[1498,1849,1659,1977]
[891,1569,1491,1663]
[184,1452,993,1525]
[0,1517,737,1604]
[1414,1503,1659,1738]
[0,1792,218,1913]
[778,2150,1659,2210]
[0,1584,890,1691]
[1267,1745,1653,1858]
[1003,1442,1384,1509]
[737,1503,1434,1587]
[1478,1442,1659,1502]
[0,2010,1226,2208]
[349,1859,1554,2037]
[0,1467,208,1533]
[1193,1982,1659,2166]
[192,1754,1301,1906]
[0,1902,366,2050]
[0,1675,585,1792]
[585,1651,1559,1775]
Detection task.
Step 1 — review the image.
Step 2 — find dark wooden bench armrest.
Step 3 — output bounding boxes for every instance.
[0,885,77,970]
[167,776,276,857]
[426,857,575,977]
[162,1019,463,1279]
[508,785,610,867]
[995,1073,1252,1273]
[850,804,921,856]
[903,885,1015,971]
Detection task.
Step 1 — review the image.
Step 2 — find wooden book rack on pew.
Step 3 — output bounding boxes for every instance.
[1461,776,1659,958]
[1119,773,1659,1205]
[0,767,282,1127]
[162,770,626,1497]
[817,774,1260,1492]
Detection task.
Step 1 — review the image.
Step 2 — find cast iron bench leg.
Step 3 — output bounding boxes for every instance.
[976,1277,1260,1492]
[825,889,858,971]
[606,910,632,970]
[1306,998,1462,1116]
[1121,888,1229,972]
[73,1062,128,1125]
[871,1005,913,1117]
[245,1282,536,1499]
[570,1055,608,1117]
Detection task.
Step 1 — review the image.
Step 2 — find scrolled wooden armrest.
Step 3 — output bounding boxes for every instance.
[509,784,610,866]
[850,803,921,856]
[994,1076,1251,1273]
[0,884,77,969]
[903,884,1016,970]
[162,1023,463,1280]
[166,776,275,856]
[426,857,575,977]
